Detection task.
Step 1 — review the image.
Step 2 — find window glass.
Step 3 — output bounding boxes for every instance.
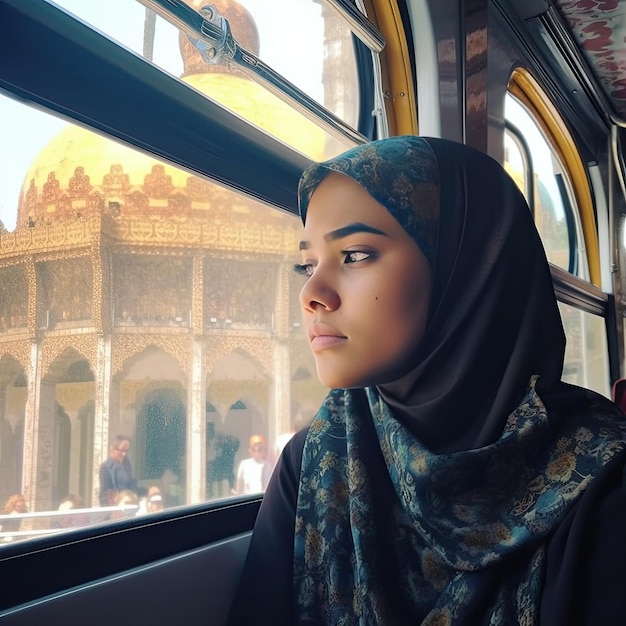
[504,94,587,279]
[48,0,362,159]
[558,302,610,398]
[0,94,327,545]
[503,131,528,198]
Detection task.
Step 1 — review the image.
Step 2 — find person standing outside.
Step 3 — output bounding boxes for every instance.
[1,493,28,542]
[235,435,270,495]
[99,434,137,507]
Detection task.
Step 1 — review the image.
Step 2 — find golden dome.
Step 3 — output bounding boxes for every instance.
[16,0,326,230]
[17,132,190,226]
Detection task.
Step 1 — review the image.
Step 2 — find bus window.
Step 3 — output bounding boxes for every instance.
[505,93,586,279]
[0,88,328,545]
[504,86,611,398]
[49,0,369,158]
[558,301,610,397]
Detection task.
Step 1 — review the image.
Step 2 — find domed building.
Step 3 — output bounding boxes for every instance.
[0,0,355,511]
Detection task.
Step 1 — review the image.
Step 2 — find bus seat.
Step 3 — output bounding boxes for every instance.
[612,378,626,414]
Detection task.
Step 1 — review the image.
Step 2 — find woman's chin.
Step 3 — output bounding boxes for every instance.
[316,367,366,390]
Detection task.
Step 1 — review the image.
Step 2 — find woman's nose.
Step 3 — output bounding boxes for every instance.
[300,268,340,312]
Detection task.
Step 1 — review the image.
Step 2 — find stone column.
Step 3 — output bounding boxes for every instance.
[55,382,95,497]
[187,254,205,504]
[271,262,292,447]
[91,334,111,506]
[91,237,111,506]
[187,338,205,504]
[21,342,40,508]
[21,258,38,507]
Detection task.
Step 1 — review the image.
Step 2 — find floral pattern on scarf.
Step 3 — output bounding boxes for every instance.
[293,376,626,624]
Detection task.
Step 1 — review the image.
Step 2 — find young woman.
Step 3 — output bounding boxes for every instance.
[227,136,626,625]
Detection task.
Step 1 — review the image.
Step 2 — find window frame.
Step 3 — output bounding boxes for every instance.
[0,496,261,611]
[508,68,601,288]
[505,70,619,387]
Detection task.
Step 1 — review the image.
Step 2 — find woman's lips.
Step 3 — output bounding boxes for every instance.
[310,334,347,351]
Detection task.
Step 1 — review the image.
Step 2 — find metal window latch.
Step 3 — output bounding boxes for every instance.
[188,5,236,66]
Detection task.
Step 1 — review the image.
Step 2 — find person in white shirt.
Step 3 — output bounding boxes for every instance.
[235,435,271,494]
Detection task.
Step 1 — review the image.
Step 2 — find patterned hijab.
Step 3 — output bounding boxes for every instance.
[293,136,626,624]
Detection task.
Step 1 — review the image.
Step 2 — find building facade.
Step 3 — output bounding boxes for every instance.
[0,0,362,511]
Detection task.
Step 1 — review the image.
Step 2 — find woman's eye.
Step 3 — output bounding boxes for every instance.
[344,251,372,264]
[293,263,314,277]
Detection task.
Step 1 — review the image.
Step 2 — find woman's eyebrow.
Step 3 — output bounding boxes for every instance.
[298,222,388,250]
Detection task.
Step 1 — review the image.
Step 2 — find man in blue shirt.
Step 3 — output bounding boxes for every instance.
[98,434,138,507]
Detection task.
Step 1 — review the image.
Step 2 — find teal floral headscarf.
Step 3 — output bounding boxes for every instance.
[298,138,439,267]
[293,136,626,624]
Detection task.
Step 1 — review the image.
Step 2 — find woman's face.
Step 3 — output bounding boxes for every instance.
[298,172,432,389]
